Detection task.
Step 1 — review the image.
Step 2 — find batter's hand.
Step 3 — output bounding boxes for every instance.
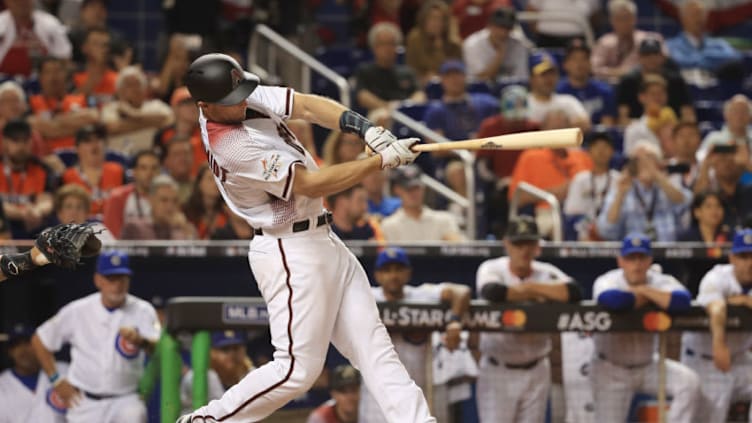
[176,414,193,423]
[379,138,421,169]
[364,126,397,153]
[54,379,82,408]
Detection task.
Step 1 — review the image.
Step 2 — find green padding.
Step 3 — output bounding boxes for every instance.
[192,330,210,409]
[160,334,182,423]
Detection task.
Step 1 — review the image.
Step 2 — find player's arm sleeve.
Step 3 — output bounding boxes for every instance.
[476,262,507,302]
[563,172,586,215]
[248,86,295,120]
[593,273,635,310]
[139,304,162,343]
[35,306,74,351]
[695,271,725,306]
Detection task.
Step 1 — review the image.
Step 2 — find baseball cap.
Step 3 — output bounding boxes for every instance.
[621,234,652,256]
[391,164,424,189]
[329,365,361,391]
[489,7,516,29]
[75,124,107,144]
[639,38,663,55]
[529,52,557,76]
[170,86,193,108]
[505,216,540,242]
[500,85,528,120]
[5,322,34,346]
[375,247,411,270]
[732,229,752,254]
[211,330,246,348]
[439,60,466,75]
[2,118,31,141]
[96,250,132,276]
[565,37,590,58]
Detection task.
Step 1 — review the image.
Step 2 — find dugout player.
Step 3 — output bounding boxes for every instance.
[307,365,361,423]
[178,53,432,423]
[681,228,752,423]
[30,250,160,423]
[592,234,699,423]
[475,216,582,423]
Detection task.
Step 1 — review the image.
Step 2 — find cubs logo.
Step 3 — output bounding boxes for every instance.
[115,333,140,359]
[46,388,68,414]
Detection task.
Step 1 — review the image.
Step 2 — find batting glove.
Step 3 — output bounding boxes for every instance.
[379,137,421,169]
[364,126,397,153]
[175,414,192,423]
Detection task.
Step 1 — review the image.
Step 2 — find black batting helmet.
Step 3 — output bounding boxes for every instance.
[184,53,260,105]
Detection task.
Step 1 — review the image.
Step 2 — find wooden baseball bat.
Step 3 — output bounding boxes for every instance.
[411,127,583,152]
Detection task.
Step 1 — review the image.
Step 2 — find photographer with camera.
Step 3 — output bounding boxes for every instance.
[694,141,752,230]
[597,141,691,241]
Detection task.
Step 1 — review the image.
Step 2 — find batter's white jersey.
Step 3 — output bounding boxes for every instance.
[35,293,161,394]
[475,257,571,363]
[0,362,68,423]
[198,86,324,230]
[592,269,688,367]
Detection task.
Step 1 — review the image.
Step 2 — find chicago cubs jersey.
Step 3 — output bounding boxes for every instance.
[593,269,688,366]
[682,264,752,356]
[0,362,68,423]
[198,86,324,230]
[475,257,571,363]
[35,293,161,394]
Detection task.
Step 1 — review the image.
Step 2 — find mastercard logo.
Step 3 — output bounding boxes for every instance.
[642,311,671,331]
[502,310,527,328]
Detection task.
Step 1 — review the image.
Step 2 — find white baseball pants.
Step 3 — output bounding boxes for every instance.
[476,355,551,423]
[189,227,435,422]
[65,393,146,423]
[681,351,752,423]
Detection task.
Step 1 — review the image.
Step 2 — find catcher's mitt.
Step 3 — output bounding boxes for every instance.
[35,223,102,269]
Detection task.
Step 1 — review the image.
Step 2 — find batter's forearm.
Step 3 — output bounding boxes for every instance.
[31,334,58,378]
[292,156,382,198]
[291,93,349,131]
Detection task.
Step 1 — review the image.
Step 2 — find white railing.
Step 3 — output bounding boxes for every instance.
[516,11,595,46]
[509,181,563,241]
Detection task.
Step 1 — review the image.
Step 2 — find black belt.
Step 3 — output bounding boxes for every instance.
[83,390,132,400]
[684,348,713,361]
[488,356,543,370]
[598,353,651,369]
[253,212,332,236]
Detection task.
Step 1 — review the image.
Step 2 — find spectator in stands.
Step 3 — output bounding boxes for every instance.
[597,141,691,242]
[666,0,742,76]
[526,0,601,48]
[616,38,695,125]
[444,159,469,231]
[354,22,425,112]
[0,81,51,166]
[101,66,174,156]
[557,38,616,126]
[591,0,665,83]
[405,1,462,85]
[151,34,196,104]
[180,331,254,415]
[475,216,580,423]
[209,203,253,240]
[462,7,529,82]
[161,137,194,205]
[73,28,118,106]
[679,191,729,243]
[322,131,364,167]
[328,184,383,241]
[0,119,55,239]
[564,132,619,241]
[183,165,227,240]
[623,74,677,156]
[667,122,702,190]
[62,124,126,220]
[423,60,499,141]
[103,150,160,239]
[68,0,127,66]
[361,169,401,221]
[120,174,196,240]
[508,110,592,238]
[526,52,591,132]
[694,144,752,231]
[51,183,112,241]
[28,58,99,152]
[360,247,472,423]
[698,94,752,163]
[153,86,204,175]
[0,0,72,77]
[592,234,698,423]
[381,165,465,241]
[307,365,361,423]
[452,0,511,39]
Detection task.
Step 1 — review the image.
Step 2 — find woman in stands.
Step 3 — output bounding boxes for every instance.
[183,165,227,239]
[405,0,462,85]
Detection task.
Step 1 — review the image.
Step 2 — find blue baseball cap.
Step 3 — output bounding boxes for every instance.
[375,247,411,270]
[96,250,132,276]
[5,322,34,344]
[732,229,752,254]
[529,51,557,76]
[621,234,652,256]
[439,60,465,75]
[211,330,246,348]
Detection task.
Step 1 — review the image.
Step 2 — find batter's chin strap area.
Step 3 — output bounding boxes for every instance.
[0,251,36,279]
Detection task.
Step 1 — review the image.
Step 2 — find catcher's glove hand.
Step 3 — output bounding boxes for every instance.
[35,223,102,270]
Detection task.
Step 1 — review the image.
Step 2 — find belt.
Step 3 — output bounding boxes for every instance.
[253,212,332,236]
[684,348,714,361]
[488,355,543,370]
[598,353,651,369]
[83,390,132,401]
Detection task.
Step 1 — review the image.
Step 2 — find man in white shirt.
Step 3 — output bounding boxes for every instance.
[462,7,529,82]
[381,165,465,242]
[681,229,752,423]
[526,52,590,132]
[31,250,161,423]
[697,94,752,163]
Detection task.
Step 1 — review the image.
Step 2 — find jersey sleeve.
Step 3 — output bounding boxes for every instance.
[35,305,75,351]
[592,271,622,298]
[138,303,162,342]
[696,268,727,306]
[476,260,504,293]
[247,86,295,120]
[563,172,588,215]
[538,263,573,284]
[415,283,445,302]
[654,274,690,294]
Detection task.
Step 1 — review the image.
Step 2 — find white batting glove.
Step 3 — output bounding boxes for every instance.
[175,414,192,423]
[379,138,421,169]
[364,126,397,153]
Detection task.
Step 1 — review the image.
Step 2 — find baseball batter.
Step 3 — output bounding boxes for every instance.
[179,53,432,423]
[592,234,699,423]
[681,229,752,423]
[30,250,161,423]
[475,216,581,423]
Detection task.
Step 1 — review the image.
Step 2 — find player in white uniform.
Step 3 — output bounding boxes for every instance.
[30,250,161,423]
[475,216,581,423]
[359,247,471,423]
[591,234,699,423]
[681,229,752,423]
[179,53,431,423]
[0,323,67,423]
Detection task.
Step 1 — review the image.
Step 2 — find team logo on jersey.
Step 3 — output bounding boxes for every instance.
[115,333,140,359]
[46,388,68,414]
[261,154,281,180]
[230,68,243,89]
[642,311,671,332]
[501,310,526,329]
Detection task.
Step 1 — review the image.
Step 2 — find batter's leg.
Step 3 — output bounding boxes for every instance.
[329,249,435,423]
[517,358,551,423]
[641,359,700,423]
[591,359,635,423]
[475,357,518,423]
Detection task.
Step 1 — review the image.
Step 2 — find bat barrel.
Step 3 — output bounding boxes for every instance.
[411,127,583,152]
